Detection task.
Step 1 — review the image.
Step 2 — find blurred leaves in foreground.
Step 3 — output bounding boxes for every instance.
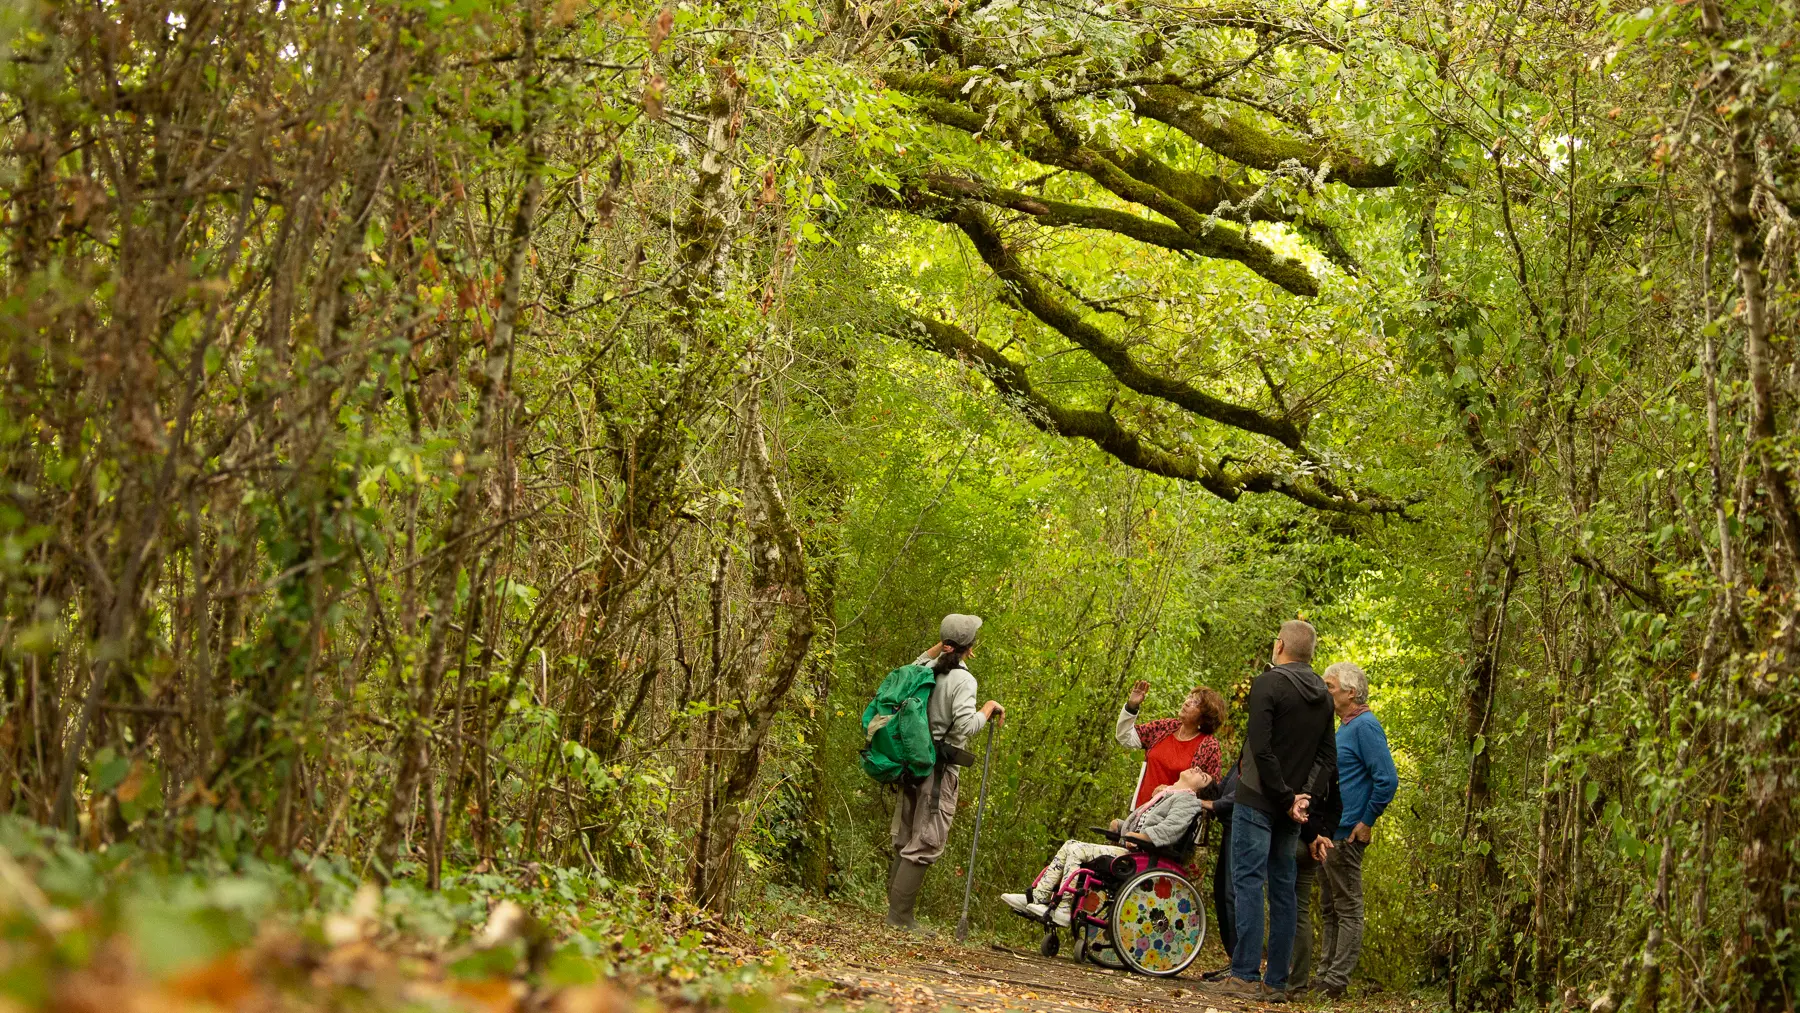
[0,818,829,1013]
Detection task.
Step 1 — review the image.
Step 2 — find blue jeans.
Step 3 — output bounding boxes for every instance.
[1230,804,1300,987]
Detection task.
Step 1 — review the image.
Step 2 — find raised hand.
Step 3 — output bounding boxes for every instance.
[1127,679,1150,709]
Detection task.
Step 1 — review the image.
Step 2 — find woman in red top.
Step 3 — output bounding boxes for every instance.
[1116,680,1226,807]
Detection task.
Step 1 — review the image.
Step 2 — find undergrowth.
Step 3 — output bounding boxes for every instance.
[0,818,835,1013]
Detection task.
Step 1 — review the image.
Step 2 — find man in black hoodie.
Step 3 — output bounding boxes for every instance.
[1211,620,1336,1003]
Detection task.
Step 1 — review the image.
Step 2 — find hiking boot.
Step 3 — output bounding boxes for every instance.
[1207,976,1261,999]
[1264,983,1291,1004]
[1321,983,1349,1000]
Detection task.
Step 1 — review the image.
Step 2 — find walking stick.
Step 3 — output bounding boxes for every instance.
[955,721,997,943]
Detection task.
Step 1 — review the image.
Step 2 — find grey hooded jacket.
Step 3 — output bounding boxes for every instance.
[1120,789,1205,848]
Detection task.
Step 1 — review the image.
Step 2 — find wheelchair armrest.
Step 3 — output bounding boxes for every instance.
[1089,826,1123,842]
[1140,840,1192,863]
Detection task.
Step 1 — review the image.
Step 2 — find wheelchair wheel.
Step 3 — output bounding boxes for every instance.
[1039,927,1060,957]
[1076,922,1124,969]
[1109,868,1205,977]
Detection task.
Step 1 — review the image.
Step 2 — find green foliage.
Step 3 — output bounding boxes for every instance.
[4,0,1800,1009]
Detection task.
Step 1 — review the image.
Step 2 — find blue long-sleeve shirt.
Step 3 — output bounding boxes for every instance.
[1334,711,1397,840]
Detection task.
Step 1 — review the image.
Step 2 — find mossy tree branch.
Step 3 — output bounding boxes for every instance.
[1128,84,1400,188]
[885,70,1397,189]
[875,42,1407,513]
[915,175,1318,296]
[942,203,1308,447]
[885,309,1413,515]
[893,84,1356,279]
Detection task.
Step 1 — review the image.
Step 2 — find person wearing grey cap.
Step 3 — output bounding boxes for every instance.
[886,613,1005,931]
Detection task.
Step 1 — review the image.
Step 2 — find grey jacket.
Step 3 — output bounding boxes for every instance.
[915,653,986,753]
[1120,789,1205,848]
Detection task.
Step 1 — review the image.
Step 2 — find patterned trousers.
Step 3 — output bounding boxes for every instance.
[1029,839,1127,906]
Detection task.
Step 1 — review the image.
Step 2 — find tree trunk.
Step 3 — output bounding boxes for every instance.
[694,371,816,911]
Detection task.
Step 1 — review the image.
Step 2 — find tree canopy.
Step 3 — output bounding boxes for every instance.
[2,0,1799,1009]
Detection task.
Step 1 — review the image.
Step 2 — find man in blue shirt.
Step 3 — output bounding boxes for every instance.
[1315,662,1398,999]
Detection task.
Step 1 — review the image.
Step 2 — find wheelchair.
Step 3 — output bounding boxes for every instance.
[1012,816,1210,977]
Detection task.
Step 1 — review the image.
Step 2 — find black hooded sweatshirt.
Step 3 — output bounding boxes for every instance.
[1235,661,1336,820]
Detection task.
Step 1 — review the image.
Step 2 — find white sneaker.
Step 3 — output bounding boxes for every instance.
[1051,905,1071,927]
[1000,893,1033,915]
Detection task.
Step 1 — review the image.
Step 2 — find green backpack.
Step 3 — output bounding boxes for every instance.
[860,663,938,782]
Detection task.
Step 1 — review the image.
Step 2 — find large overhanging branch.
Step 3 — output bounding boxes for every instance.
[945,201,1308,448]
[1106,147,1272,221]
[892,83,1355,279]
[1027,105,1320,295]
[1100,146,1358,274]
[916,175,1318,295]
[885,83,1267,217]
[1127,85,1399,188]
[883,309,1412,515]
[885,70,1397,190]
[900,91,1269,224]
[1156,3,1349,54]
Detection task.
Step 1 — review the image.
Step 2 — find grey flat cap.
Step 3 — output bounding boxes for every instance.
[940,613,983,647]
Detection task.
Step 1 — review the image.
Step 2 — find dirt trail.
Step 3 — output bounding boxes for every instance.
[774,903,1432,1013]
[777,903,1407,1013]
[820,939,1258,1013]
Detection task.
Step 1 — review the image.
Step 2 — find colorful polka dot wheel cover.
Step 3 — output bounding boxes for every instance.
[1112,870,1204,974]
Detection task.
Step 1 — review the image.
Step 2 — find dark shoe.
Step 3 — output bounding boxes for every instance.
[1321,983,1348,1000]
[886,859,928,930]
[1264,984,1290,1004]
[1200,964,1234,982]
[1286,984,1312,999]
[1208,977,1261,999]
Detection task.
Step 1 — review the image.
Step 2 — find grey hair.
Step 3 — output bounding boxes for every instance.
[1324,661,1369,705]
[1278,619,1317,663]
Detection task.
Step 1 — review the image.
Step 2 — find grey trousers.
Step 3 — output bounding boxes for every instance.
[891,765,960,865]
[1317,840,1369,990]
[1288,844,1322,988]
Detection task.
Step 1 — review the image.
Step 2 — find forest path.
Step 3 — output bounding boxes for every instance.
[820,939,1241,1013]
[779,903,1414,1013]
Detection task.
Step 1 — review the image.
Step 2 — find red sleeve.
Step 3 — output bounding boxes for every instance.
[1190,735,1221,780]
[1135,719,1178,750]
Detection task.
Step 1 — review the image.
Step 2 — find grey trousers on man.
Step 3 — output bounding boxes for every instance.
[891,765,960,864]
[1287,845,1322,989]
[886,766,962,929]
[1316,840,1369,990]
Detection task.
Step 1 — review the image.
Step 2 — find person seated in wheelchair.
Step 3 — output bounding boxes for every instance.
[1001,766,1215,927]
